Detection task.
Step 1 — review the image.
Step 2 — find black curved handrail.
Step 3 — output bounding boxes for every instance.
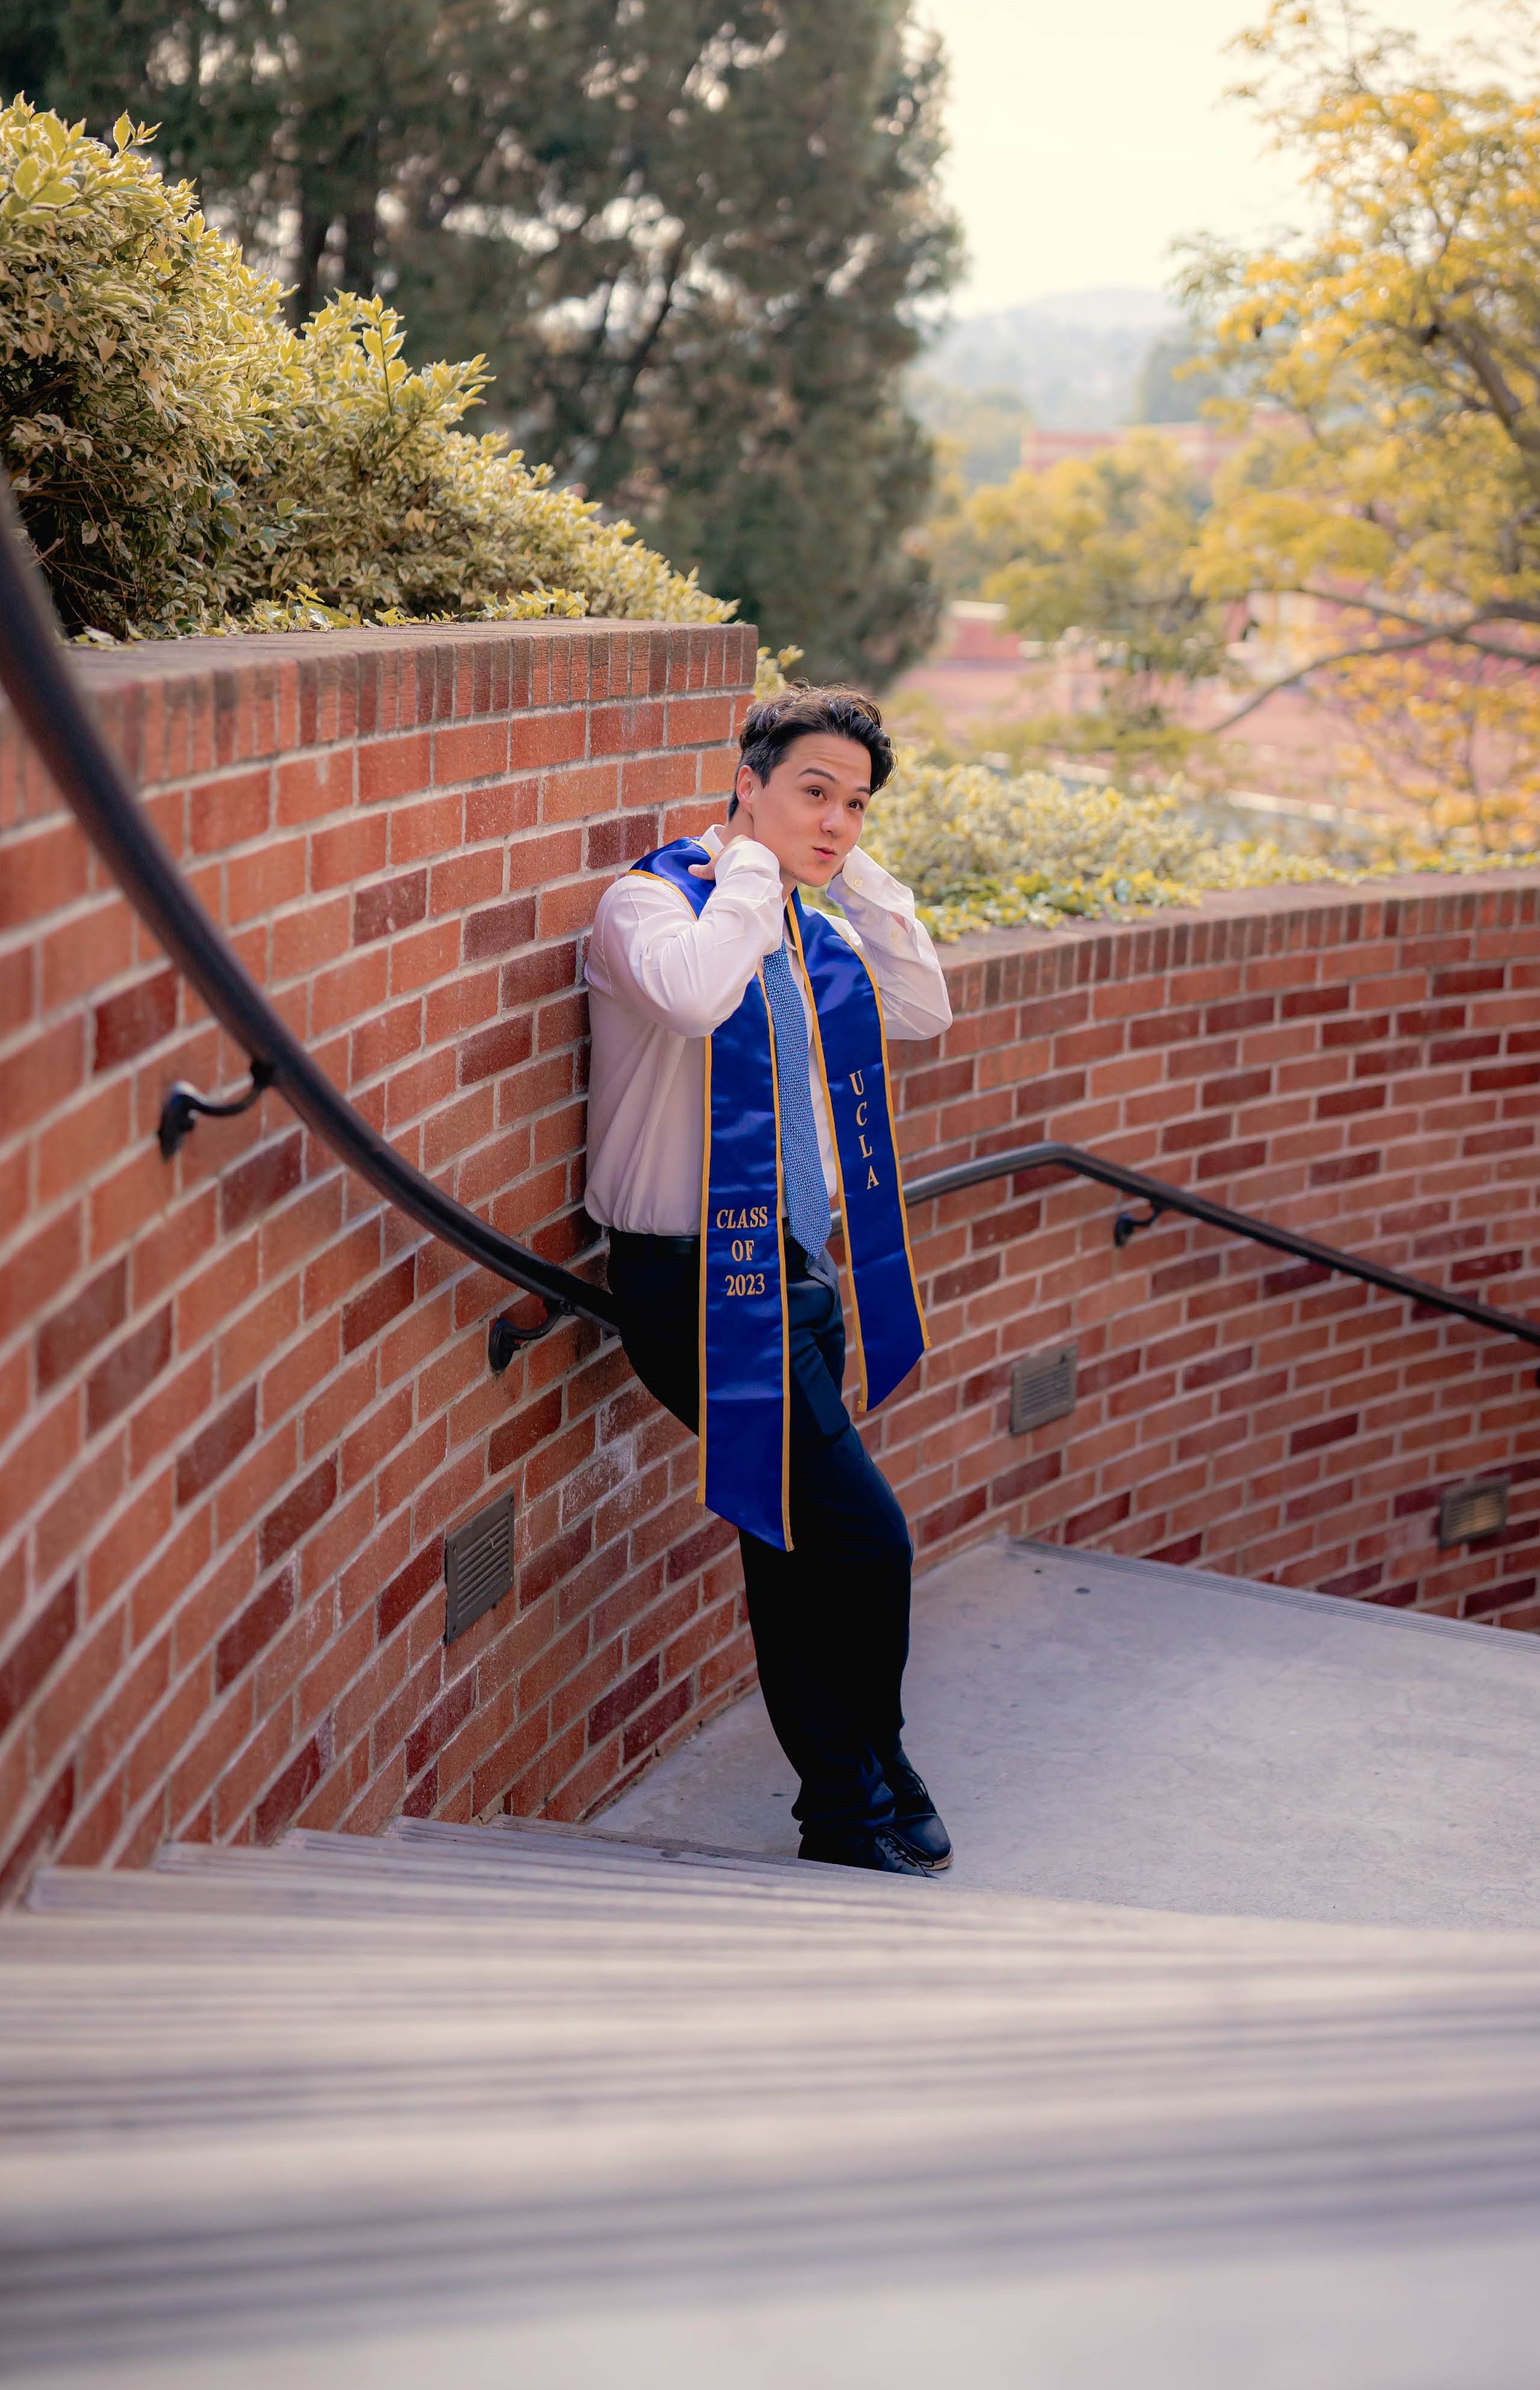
[3,478,1536,1380]
[0,477,618,1341]
[903,1141,1540,1363]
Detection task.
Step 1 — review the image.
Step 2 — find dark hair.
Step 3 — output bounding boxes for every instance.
[729,683,893,816]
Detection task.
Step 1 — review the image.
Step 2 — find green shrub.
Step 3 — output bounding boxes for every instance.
[0,101,731,639]
[861,749,1540,942]
[859,749,1350,940]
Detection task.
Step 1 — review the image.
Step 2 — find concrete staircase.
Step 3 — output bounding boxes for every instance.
[6,1806,1540,2387]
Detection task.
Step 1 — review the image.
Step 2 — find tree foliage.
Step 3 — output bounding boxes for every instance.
[911,4,1540,843]
[859,749,1345,941]
[24,0,959,680]
[1176,0,1540,838]
[0,100,729,638]
[915,429,1236,785]
[962,433,1228,682]
[1315,647,1540,848]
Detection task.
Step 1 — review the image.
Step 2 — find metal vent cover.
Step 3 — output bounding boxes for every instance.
[1437,1477,1509,1549]
[444,1491,515,1643]
[1010,1342,1078,1437]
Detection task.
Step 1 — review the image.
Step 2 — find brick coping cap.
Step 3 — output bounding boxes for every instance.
[937,869,1540,975]
[5,615,752,699]
[4,613,1533,975]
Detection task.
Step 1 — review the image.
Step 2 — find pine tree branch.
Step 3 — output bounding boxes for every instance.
[595,233,691,451]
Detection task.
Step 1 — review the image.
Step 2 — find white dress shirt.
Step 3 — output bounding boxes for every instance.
[584,825,953,1234]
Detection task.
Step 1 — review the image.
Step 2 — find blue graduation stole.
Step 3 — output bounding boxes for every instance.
[626,839,929,1550]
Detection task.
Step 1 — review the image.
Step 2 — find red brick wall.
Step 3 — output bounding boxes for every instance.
[0,622,757,1899]
[885,883,1540,1626]
[2,618,1538,1901]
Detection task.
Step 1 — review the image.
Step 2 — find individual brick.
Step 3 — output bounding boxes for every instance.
[377,1538,446,1643]
[464,900,536,961]
[405,1675,474,1778]
[176,1386,259,1507]
[253,1730,326,1843]
[215,1567,296,1693]
[85,1305,173,1435]
[258,1457,338,1570]
[341,1257,417,1355]
[93,972,177,1071]
[460,1019,533,1086]
[352,870,428,945]
[220,1133,302,1238]
[0,821,89,931]
[35,1261,128,1393]
[0,1577,78,1737]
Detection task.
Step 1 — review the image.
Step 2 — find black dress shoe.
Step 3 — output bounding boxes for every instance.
[884,1754,952,1871]
[798,1828,934,1875]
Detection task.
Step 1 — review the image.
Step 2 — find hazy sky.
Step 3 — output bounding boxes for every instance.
[917,0,1482,315]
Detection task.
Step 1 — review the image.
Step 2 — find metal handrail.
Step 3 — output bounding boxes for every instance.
[2,477,1536,1378]
[902,1142,1540,1365]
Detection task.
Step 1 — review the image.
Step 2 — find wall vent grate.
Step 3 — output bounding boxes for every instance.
[1437,1478,1509,1549]
[1010,1343,1077,1437]
[444,1492,515,1643]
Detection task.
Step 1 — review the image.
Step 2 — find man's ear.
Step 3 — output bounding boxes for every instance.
[732,762,759,820]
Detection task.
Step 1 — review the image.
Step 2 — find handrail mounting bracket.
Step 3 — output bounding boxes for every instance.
[1113,1201,1166,1249]
[159,1060,276,1162]
[489,1299,574,1373]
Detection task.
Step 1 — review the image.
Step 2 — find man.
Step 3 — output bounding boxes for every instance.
[585,686,953,1874]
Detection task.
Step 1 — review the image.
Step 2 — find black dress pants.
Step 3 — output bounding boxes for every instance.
[606,1231,913,1837]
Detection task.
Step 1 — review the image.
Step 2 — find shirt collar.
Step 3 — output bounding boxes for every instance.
[698,823,867,884]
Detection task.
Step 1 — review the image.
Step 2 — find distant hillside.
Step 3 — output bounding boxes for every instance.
[922,287,1180,431]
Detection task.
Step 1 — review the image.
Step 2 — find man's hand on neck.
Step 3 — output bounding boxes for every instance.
[687,807,795,898]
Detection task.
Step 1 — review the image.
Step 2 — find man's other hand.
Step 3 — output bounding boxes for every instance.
[687,820,750,881]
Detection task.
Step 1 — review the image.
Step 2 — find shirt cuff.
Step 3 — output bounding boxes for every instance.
[715,836,782,889]
[829,847,921,940]
[713,835,785,949]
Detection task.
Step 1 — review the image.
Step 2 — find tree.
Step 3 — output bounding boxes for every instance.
[967,433,1226,682]
[1180,2,1540,762]
[1315,647,1540,851]
[28,0,959,682]
[908,4,1540,835]
[0,0,60,127]
[907,430,1240,786]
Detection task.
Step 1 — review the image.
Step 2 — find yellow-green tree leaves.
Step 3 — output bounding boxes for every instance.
[1180,2,1540,841]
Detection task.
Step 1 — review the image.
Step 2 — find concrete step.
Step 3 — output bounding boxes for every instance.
[6,1536,1540,2388]
[31,1839,1540,1997]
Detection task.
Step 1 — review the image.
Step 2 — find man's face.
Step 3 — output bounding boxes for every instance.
[733,733,872,887]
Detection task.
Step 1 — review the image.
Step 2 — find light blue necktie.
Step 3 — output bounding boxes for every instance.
[761,940,832,1261]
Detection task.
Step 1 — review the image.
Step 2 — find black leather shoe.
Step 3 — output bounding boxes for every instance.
[884,1754,952,1871]
[798,1828,934,1875]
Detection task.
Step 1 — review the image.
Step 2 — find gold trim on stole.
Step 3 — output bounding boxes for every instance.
[757,962,795,1551]
[862,963,931,1354]
[785,899,870,1415]
[696,1037,712,1508]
